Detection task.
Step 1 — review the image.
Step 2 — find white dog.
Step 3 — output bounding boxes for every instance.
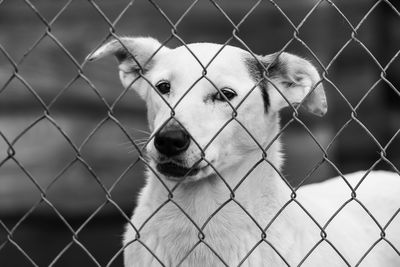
[88,37,400,267]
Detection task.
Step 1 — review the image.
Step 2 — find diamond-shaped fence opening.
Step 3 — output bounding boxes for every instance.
[0,0,399,266]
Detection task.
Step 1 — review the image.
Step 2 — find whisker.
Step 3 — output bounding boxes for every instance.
[128,145,147,154]
[130,127,151,135]
[119,138,150,147]
[135,138,150,142]
[135,139,150,144]
[124,140,149,149]
[132,143,147,148]
[118,141,134,146]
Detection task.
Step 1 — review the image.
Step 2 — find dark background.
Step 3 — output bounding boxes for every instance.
[0,0,399,266]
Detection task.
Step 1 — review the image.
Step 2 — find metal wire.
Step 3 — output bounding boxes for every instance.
[0,0,399,266]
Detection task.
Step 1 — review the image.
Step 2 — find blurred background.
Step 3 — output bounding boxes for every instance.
[0,0,399,266]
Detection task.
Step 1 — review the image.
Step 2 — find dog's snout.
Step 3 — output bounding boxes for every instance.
[154,127,190,157]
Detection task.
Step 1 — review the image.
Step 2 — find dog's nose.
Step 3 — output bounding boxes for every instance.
[154,127,190,157]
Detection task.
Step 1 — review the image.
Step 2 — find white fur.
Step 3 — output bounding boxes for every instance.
[88,37,400,266]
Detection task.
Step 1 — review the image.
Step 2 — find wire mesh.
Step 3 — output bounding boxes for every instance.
[0,0,399,266]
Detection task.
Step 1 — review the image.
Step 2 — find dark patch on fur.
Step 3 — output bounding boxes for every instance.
[115,49,151,74]
[244,54,285,113]
[115,49,130,62]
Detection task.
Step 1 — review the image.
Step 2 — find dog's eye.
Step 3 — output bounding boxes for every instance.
[155,81,171,94]
[214,88,237,101]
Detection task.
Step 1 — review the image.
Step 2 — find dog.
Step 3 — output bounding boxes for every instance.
[87,37,400,266]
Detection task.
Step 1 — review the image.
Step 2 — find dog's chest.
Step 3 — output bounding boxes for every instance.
[124,200,276,266]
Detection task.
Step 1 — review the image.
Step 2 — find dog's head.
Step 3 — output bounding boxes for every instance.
[87,37,327,183]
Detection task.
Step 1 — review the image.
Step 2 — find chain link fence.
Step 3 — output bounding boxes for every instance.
[0,0,399,266]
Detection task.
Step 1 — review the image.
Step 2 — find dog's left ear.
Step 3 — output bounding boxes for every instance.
[263,52,327,116]
[86,37,169,98]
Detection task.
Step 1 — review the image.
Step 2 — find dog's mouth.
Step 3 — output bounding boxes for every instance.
[156,161,203,180]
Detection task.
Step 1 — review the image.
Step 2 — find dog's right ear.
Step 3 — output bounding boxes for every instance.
[254,53,327,117]
[86,37,169,98]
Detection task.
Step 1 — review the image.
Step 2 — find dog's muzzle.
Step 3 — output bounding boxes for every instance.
[154,123,198,179]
